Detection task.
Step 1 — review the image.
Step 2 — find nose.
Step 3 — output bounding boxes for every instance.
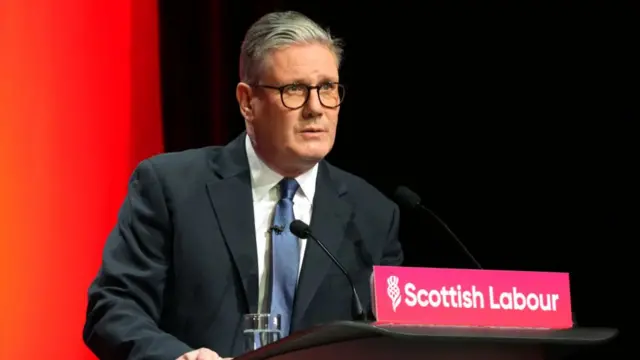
[302,89,323,118]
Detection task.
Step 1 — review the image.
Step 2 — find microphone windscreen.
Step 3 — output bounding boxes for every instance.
[290,219,310,238]
[394,186,421,209]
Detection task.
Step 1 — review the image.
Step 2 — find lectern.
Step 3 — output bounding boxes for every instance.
[234,321,617,360]
[234,264,617,359]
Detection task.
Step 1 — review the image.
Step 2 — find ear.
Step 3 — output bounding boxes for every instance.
[236,82,254,121]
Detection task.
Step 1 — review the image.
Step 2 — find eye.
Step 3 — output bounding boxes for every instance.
[284,84,305,95]
[319,82,337,91]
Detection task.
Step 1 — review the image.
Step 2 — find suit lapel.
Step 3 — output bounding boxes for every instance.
[292,163,352,327]
[206,134,259,313]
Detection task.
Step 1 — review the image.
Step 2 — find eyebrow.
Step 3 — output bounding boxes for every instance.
[288,77,339,85]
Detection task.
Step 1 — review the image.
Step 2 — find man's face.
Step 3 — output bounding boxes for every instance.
[243,43,341,174]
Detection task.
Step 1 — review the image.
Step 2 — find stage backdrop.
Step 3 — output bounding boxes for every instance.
[0,1,163,358]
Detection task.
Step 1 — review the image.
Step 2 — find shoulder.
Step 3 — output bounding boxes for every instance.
[130,146,224,194]
[136,146,220,177]
[323,161,397,214]
[145,146,220,171]
[322,161,401,262]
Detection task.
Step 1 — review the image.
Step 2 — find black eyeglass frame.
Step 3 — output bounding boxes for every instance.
[253,82,346,110]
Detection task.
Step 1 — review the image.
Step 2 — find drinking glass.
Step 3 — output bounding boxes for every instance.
[243,313,281,352]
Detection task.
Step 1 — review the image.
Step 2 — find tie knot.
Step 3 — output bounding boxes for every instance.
[279,178,299,200]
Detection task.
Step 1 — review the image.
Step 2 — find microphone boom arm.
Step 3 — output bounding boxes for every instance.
[310,232,366,320]
[418,204,483,269]
[290,220,368,321]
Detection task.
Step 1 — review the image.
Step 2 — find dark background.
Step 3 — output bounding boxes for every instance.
[158,1,634,357]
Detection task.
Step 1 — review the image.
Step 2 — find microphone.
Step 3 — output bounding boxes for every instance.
[289,219,368,321]
[394,186,484,269]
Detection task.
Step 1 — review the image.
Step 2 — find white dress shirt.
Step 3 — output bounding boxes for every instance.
[244,135,318,313]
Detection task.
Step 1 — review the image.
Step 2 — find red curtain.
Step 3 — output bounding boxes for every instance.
[0,1,163,358]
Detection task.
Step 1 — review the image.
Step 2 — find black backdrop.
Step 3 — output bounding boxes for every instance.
[158,1,633,357]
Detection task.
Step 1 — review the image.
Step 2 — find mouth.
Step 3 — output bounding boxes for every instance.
[299,128,326,134]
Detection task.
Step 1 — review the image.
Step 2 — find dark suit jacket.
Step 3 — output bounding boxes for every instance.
[83,133,403,360]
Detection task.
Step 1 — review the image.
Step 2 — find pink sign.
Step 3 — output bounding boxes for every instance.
[371,266,573,329]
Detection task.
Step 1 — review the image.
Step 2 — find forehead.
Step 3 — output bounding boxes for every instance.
[262,43,339,84]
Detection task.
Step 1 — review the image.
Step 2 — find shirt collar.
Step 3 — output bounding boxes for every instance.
[245,134,317,202]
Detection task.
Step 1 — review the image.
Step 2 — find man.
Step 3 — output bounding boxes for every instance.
[83,11,403,360]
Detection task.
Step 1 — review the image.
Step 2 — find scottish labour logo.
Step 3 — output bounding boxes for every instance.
[386,275,401,312]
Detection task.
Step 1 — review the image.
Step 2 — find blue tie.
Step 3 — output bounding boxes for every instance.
[270,178,300,337]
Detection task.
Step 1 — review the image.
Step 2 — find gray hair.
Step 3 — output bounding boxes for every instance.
[239,11,344,84]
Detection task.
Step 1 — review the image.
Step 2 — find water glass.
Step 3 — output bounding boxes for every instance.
[243,313,282,352]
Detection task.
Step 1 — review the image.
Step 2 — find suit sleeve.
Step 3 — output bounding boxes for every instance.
[367,203,404,320]
[380,204,404,266]
[83,160,192,360]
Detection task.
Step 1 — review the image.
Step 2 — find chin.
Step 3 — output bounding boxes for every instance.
[289,135,333,161]
[292,146,330,163]
[300,153,326,163]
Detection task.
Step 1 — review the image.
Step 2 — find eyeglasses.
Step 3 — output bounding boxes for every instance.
[254,82,345,110]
